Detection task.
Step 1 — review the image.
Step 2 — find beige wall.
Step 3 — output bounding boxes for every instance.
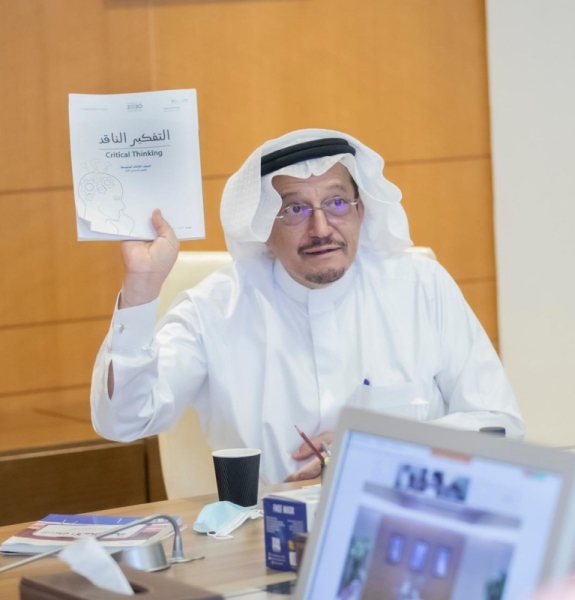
[487,1,575,446]
[0,0,497,431]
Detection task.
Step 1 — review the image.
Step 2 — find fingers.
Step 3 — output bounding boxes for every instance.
[292,431,334,460]
[284,458,323,483]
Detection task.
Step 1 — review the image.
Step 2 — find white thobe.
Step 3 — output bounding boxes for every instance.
[91,248,524,484]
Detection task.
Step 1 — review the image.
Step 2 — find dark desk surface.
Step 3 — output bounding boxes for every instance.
[0,482,309,599]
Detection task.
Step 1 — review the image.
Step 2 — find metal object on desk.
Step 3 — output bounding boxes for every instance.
[113,542,170,572]
[113,541,205,572]
[140,514,205,566]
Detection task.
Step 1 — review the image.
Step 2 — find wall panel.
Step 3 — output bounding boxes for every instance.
[1,188,124,326]
[459,279,498,347]
[388,158,496,282]
[0,320,109,396]
[151,0,491,176]
[0,0,152,192]
[0,388,97,453]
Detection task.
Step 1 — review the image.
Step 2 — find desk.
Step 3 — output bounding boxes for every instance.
[0,483,307,599]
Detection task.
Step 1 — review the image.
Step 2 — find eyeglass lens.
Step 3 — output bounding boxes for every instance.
[280,198,355,226]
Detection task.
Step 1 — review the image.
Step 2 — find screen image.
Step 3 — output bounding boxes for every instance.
[395,464,469,503]
[305,431,563,600]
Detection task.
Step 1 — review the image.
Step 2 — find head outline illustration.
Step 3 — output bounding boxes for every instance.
[77,159,133,236]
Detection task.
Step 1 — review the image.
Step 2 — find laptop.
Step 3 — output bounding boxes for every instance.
[291,407,575,600]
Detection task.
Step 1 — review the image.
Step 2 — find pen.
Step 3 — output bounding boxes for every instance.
[295,425,325,466]
[320,441,332,457]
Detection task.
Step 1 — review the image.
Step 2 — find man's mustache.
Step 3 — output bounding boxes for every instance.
[298,237,346,255]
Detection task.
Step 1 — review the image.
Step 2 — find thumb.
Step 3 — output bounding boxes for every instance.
[151,209,175,239]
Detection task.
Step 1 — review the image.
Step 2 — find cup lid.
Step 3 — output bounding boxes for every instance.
[212,448,261,458]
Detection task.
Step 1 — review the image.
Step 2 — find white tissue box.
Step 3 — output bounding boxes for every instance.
[263,485,321,572]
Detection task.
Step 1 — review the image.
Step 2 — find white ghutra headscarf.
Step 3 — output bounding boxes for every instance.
[220,129,412,260]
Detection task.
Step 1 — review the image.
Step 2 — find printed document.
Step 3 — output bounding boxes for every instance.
[69,89,204,241]
[0,514,182,555]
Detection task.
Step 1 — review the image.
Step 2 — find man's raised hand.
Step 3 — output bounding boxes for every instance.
[119,209,180,309]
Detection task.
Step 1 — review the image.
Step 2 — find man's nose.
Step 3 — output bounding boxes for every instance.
[306,208,333,237]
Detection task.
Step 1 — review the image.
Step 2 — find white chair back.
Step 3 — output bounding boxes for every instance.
[157,252,232,499]
[405,246,437,261]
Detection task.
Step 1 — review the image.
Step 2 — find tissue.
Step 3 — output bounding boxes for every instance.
[59,536,134,595]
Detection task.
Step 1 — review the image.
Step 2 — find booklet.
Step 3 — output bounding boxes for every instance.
[69,89,205,241]
[0,514,182,555]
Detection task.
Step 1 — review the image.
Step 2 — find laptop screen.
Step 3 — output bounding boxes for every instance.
[304,430,563,600]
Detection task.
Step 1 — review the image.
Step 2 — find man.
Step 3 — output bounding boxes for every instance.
[91,129,524,485]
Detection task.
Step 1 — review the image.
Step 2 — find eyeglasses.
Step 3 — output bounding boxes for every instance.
[275,197,359,227]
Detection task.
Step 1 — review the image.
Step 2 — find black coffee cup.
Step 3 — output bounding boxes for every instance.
[212,448,261,507]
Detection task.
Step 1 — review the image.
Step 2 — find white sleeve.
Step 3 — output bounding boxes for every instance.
[90,293,207,442]
[429,265,525,438]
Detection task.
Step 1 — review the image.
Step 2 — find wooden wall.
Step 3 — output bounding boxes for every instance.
[0,0,496,511]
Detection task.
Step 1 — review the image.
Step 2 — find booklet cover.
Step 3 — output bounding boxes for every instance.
[0,514,182,555]
[69,89,205,241]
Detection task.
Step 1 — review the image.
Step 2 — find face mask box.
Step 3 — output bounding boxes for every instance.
[263,485,321,572]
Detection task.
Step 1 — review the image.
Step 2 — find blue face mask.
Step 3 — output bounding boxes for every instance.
[193,501,263,539]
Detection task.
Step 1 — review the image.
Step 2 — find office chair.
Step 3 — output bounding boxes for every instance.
[157,247,436,499]
[157,252,232,499]
[405,246,437,261]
